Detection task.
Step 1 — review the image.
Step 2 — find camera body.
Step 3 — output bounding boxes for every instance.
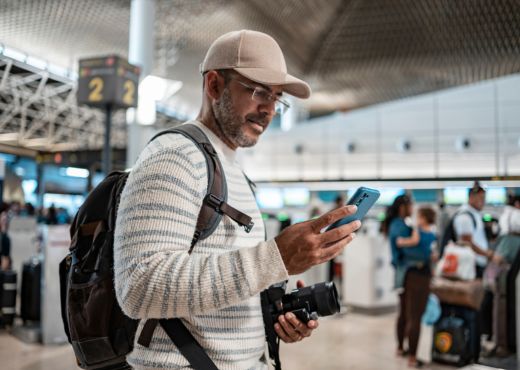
[261,281,340,324]
[260,281,341,370]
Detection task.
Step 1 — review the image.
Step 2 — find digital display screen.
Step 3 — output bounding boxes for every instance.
[282,187,310,207]
[376,188,405,205]
[412,189,438,203]
[486,187,506,205]
[317,191,343,203]
[443,187,469,205]
[255,188,284,209]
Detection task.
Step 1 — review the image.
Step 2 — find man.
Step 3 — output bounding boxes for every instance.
[114,30,360,369]
[453,182,493,278]
[453,182,494,348]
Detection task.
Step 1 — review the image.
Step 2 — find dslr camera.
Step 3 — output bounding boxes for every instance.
[261,281,341,370]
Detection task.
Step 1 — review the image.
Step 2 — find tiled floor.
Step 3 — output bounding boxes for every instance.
[0,311,510,370]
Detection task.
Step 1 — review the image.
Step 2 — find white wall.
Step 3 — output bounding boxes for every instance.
[240,74,520,181]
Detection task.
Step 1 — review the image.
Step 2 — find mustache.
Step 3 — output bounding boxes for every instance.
[245,113,269,126]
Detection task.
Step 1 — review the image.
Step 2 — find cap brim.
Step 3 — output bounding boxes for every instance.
[233,67,311,99]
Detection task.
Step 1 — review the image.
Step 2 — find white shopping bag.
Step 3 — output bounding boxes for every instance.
[416,323,433,363]
[435,242,476,280]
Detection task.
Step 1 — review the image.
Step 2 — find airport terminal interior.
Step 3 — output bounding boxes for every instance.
[0,1,520,369]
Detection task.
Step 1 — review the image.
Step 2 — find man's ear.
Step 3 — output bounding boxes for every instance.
[205,70,223,101]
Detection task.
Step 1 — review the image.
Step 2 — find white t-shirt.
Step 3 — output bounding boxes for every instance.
[453,204,488,267]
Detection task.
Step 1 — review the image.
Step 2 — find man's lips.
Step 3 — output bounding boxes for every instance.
[247,118,267,132]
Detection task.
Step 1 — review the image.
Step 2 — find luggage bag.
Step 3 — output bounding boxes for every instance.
[21,257,41,322]
[0,270,17,326]
[433,303,480,366]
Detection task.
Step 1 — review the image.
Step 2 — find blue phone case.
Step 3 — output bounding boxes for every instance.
[326,187,380,230]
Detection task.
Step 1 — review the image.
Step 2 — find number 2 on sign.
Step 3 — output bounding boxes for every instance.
[88,77,104,102]
[123,80,135,106]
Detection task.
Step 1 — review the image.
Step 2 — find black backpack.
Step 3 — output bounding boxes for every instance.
[439,210,477,257]
[59,124,253,370]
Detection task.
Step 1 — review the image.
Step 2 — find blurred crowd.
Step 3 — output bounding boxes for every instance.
[0,201,71,272]
[0,201,71,225]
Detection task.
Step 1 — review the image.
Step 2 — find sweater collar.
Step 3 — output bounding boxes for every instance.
[189,120,237,164]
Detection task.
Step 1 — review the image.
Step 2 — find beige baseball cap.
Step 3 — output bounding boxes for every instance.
[200,30,311,99]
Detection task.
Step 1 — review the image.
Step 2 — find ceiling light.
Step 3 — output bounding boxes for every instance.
[61,167,89,178]
[2,46,26,62]
[26,56,48,70]
[139,75,183,102]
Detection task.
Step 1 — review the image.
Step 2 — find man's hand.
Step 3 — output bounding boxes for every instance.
[491,253,503,265]
[274,280,319,343]
[275,205,361,275]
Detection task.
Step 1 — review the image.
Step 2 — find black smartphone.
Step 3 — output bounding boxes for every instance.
[326,187,380,230]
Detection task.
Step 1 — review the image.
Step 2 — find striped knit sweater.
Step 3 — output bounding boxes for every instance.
[114,120,289,370]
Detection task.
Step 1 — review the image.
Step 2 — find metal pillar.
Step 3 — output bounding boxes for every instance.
[36,163,44,207]
[103,104,112,175]
[126,0,156,169]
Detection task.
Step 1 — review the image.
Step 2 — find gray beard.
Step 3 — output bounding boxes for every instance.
[212,88,258,148]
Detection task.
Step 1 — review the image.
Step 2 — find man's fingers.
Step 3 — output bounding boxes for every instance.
[307,320,319,330]
[285,313,312,337]
[274,323,293,343]
[320,220,361,245]
[319,233,356,263]
[310,205,357,233]
[278,315,302,342]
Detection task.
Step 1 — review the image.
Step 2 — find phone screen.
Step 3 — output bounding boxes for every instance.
[326,187,380,231]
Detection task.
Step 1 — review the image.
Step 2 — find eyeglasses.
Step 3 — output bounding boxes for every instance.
[233,79,290,115]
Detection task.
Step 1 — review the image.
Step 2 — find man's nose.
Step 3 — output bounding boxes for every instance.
[258,100,276,117]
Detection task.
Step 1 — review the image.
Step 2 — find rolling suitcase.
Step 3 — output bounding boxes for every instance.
[21,257,41,322]
[0,270,17,326]
[432,303,479,366]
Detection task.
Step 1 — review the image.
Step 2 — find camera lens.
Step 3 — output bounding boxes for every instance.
[313,282,340,316]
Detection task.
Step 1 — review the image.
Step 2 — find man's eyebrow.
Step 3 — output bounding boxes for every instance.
[254,82,283,97]
[240,78,283,97]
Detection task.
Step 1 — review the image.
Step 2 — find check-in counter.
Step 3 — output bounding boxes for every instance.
[41,224,70,344]
[342,220,398,311]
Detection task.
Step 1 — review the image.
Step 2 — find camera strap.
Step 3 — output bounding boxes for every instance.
[261,289,283,370]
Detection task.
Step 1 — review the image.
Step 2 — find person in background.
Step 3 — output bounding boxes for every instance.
[394,206,437,368]
[499,194,520,236]
[397,206,437,267]
[23,202,36,216]
[437,201,450,238]
[453,182,495,349]
[492,206,520,266]
[383,194,426,367]
[482,205,520,356]
[46,204,58,225]
[0,202,12,271]
[453,182,492,278]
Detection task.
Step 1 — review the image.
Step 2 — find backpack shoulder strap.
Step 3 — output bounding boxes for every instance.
[138,124,255,368]
[440,209,477,257]
[456,209,478,229]
[151,124,254,250]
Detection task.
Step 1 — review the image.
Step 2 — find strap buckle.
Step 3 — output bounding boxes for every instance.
[204,193,223,213]
[244,221,254,233]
